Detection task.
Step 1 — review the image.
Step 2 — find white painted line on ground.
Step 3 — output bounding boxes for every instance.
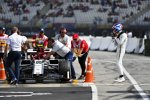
[123,67,149,100]
[0,84,73,88]
[0,95,32,97]
[0,91,33,93]
[92,59,150,62]
[90,84,98,100]
[93,59,149,100]
[73,83,98,100]
[0,91,52,97]
[95,83,150,86]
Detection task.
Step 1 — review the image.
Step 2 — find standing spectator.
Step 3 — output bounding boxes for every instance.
[5,27,27,85]
[112,23,128,82]
[0,27,8,63]
[44,38,76,80]
[71,33,89,79]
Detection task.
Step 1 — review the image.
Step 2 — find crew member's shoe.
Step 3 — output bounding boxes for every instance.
[72,76,76,80]
[114,77,125,82]
[10,79,17,85]
[78,75,85,80]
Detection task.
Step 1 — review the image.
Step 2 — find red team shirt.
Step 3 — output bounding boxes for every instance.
[32,34,48,47]
[71,39,89,53]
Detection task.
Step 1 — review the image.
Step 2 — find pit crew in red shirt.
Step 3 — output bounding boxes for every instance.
[0,27,8,62]
[31,28,48,59]
[71,33,89,79]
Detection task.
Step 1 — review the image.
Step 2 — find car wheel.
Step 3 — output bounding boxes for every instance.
[58,59,71,81]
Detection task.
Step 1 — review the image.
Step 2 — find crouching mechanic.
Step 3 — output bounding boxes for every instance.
[71,33,89,79]
[112,23,128,82]
[44,38,76,80]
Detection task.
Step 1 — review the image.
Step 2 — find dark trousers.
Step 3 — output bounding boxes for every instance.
[78,51,88,76]
[5,51,21,83]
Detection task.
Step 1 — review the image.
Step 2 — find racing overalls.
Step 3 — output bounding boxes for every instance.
[115,32,128,76]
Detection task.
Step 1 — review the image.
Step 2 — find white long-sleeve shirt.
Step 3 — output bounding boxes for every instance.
[115,32,128,53]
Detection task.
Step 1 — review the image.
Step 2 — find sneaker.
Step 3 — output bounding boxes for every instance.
[14,83,18,86]
[10,79,17,85]
[78,75,85,80]
[114,77,125,82]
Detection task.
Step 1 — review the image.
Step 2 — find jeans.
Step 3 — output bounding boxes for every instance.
[64,51,76,79]
[5,51,21,83]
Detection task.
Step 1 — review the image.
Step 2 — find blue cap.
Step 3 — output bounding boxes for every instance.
[0,27,6,31]
[40,28,44,33]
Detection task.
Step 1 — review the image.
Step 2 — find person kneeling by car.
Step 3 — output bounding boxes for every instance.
[44,37,76,80]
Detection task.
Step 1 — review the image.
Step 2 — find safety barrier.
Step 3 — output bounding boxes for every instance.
[80,36,145,54]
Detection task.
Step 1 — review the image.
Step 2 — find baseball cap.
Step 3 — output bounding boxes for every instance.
[0,27,6,31]
[40,28,44,33]
[72,33,79,40]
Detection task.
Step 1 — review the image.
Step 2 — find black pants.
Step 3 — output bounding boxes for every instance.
[5,51,21,83]
[78,51,88,76]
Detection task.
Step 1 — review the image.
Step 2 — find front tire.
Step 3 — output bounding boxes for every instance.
[58,59,71,81]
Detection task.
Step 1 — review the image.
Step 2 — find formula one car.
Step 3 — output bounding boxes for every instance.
[19,48,71,83]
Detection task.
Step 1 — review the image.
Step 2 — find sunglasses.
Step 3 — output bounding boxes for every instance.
[73,39,78,41]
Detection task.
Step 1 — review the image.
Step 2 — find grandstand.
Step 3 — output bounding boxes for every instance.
[0,0,150,37]
[0,0,150,55]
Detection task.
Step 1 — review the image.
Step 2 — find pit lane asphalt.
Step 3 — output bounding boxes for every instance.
[0,85,92,100]
[88,51,150,100]
[0,51,150,100]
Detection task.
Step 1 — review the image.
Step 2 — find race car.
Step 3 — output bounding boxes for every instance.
[19,48,72,83]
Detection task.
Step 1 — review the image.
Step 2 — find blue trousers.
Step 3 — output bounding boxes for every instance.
[64,51,76,79]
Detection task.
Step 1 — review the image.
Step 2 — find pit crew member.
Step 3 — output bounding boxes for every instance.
[44,38,76,80]
[71,33,89,79]
[5,27,28,85]
[0,27,8,62]
[54,27,70,47]
[32,28,48,59]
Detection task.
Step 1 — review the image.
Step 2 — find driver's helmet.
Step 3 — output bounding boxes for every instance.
[112,23,123,33]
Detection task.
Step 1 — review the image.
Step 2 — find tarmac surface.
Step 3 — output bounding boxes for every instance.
[0,51,150,100]
[0,86,92,100]
[88,51,150,100]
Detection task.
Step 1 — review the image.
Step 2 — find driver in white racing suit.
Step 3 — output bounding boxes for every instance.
[112,23,128,82]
